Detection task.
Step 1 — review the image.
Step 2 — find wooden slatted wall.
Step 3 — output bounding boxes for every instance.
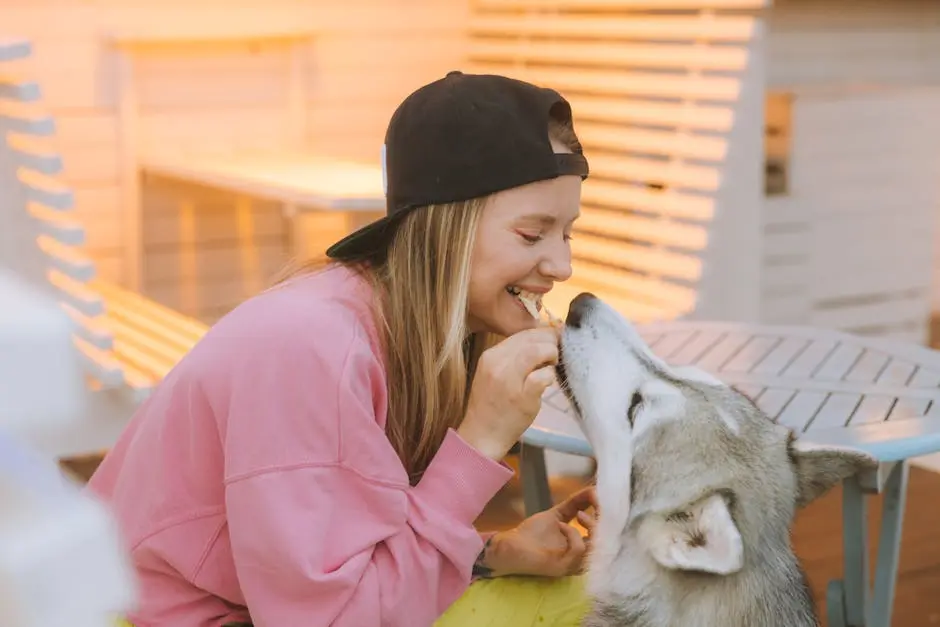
[467,0,770,324]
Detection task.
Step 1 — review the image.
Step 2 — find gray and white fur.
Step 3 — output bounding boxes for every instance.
[555,292,878,627]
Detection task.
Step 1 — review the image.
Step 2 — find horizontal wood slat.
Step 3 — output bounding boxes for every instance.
[576,121,728,161]
[37,235,96,283]
[7,132,62,172]
[0,113,56,136]
[0,38,31,62]
[469,39,749,72]
[0,79,41,102]
[73,336,126,388]
[105,317,188,381]
[108,25,314,49]
[18,168,74,210]
[471,63,742,101]
[469,14,760,42]
[92,278,211,345]
[577,206,709,250]
[565,258,698,310]
[474,0,767,8]
[9,146,62,174]
[545,280,672,325]
[92,280,209,395]
[567,94,734,131]
[28,203,85,246]
[573,233,702,282]
[588,154,721,191]
[582,180,715,221]
[47,269,104,318]
[61,304,114,352]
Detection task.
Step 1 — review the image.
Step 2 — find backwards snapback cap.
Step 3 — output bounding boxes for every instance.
[325,70,589,260]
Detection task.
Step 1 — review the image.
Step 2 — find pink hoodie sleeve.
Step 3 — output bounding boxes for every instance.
[220,307,513,626]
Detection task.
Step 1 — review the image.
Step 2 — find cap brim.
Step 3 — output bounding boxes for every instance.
[324,212,404,260]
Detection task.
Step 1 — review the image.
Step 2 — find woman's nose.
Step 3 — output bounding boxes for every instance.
[540,244,573,282]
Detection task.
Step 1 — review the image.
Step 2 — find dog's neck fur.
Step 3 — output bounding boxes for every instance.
[581,446,820,627]
[583,535,818,627]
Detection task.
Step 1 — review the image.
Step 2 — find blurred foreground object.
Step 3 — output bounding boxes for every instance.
[0,268,137,627]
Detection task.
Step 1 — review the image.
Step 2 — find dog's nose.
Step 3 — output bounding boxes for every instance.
[566,292,597,328]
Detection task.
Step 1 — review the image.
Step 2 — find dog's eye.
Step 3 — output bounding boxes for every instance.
[627,391,643,425]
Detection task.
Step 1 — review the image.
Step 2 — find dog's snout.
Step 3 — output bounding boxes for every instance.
[566,292,597,328]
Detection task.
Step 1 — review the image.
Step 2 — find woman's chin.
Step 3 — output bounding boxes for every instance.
[469,298,540,336]
[487,313,539,337]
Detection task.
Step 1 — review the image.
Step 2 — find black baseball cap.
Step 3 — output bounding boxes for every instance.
[324,70,589,260]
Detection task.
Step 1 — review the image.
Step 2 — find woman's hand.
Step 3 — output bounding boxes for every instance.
[458,326,562,462]
[479,487,598,578]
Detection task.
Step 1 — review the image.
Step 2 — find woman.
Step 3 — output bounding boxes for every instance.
[91,70,594,626]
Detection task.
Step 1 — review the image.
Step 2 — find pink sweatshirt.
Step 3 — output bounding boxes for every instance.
[86,264,514,626]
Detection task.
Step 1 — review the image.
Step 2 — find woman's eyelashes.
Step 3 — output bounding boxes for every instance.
[516,231,574,244]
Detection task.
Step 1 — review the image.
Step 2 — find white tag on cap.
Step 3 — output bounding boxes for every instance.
[380,144,388,196]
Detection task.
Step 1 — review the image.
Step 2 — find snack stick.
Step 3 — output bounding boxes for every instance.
[519,294,540,319]
[543,305,563,328]
[519,292,564,328]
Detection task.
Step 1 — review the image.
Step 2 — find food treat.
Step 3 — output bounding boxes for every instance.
[510,287,564,328]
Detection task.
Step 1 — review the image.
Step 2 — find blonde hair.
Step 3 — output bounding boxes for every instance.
[278,116,580,483]
[375,200,497,482]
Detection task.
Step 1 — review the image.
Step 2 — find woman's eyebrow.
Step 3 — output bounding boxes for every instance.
[518,212,580,226]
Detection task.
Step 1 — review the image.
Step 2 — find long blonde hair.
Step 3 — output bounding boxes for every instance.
[279,117,580,483]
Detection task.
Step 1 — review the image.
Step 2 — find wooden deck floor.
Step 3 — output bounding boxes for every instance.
[474,460,940,627]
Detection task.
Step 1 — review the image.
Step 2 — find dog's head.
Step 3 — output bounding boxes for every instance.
[557,292,878,576]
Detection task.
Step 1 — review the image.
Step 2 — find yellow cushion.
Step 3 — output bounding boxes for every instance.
[117,574,589,627]
[435,575,589,627]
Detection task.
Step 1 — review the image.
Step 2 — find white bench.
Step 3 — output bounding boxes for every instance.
[0,37,210,457]
[524,320,940,627]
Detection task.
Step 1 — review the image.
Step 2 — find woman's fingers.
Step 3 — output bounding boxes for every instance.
[556,521,587,575]
[552,486,596,523]
[576,510,596,534]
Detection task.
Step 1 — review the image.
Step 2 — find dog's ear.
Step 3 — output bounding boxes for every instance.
[789,437,878,508]
[638,492,743,575]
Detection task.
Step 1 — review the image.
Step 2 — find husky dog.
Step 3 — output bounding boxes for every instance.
[555,292,878,627]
